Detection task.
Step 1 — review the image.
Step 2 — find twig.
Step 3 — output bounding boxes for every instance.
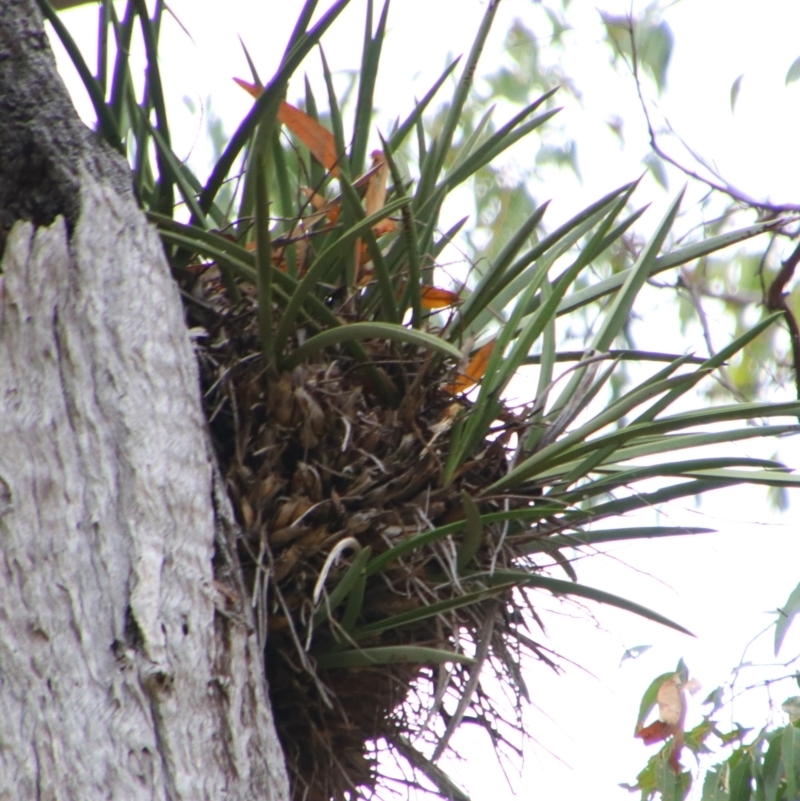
[620,13,800,398]
[766,240,800,400]
[432,603,497,762]
[677,273,744,400]
[390,734,471,801]
[624,16,800,216]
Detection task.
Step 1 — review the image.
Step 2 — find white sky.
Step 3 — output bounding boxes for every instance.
[50,2,800,799]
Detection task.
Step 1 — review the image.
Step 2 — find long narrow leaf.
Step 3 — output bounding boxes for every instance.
[350,0,390,176]
[456,491,484,572]
[487,371,703,494]
[560,478,746,530]
[523,526,715,554]
[482,571,694,635]
[596,425,799,466]
[255,154,274,362]
[281,321,463,370]
[555,458,789,505]
[133,0,173,215]
[416,0,500,205]
[388,58,461,153]
[199,0,350,215]
[366,505,566,577]
[505,400,800,492]
[312,546,372,628]
[530,425,798,487]
[315,646,475,669]
[457,183,633,335]
[380,136,421,325]
[557,219,785,317]
[96,0,110,93]
[273,197,407,354]
[145,121,209,225]
[351,583,515,640]
[548,189,686,423]
[281,0,319,63]
[637,313,782,423]
[336,166,398,321]
[390,736,471,801]
[437,103,560,198]
[108,1,136,129]
[36,0,123,150]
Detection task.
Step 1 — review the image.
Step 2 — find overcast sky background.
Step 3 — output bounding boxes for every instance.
[50,2,800,799]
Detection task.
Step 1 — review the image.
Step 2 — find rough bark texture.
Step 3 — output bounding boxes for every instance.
[0,0,133,253]
[0,3,290,799]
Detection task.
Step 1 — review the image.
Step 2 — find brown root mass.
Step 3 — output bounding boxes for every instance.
[186,275,551,801]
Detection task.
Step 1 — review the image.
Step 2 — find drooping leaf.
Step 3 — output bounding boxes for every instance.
[281,321,463,371]
[485,572,694,635]
[315,645,476,669]
[312,545,372,628]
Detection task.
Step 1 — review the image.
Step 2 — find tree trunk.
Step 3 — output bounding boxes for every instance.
[0,3,290,799]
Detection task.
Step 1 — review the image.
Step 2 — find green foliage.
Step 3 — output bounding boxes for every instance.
[50,0,799,686]
[635,659,688,731]
[775,580,800,657]
[629,589,800,801]
[45,0,800,796]
[602,6,673,94]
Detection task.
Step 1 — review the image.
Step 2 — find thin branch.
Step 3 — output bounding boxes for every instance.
[620,13,800,398]
[625,16,800,216]
[766,240,800,399]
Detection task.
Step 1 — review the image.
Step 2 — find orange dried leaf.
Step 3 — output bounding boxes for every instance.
[233,79,339,176]
[394,282,460,308]
[444,339,496,394]
[300,187,341,224]
[244,241,305,274]
[277,102,339,177]
[636,673,691,775]
[233,76,263,99]
[355,152,392,281]
[372,218,396,237]
[352,159,384,190]
[357,242,373,277]
[302,188,328,211]
[635,720,672,745]
[421,286,461,309]
[364,150,388,217]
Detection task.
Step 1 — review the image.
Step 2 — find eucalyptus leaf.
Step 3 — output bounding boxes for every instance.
[775,580,800,657]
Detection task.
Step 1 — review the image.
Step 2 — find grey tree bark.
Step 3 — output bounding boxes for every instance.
[0,3,290,799]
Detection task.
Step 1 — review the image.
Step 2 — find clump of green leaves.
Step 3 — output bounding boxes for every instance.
[629,587,800,801]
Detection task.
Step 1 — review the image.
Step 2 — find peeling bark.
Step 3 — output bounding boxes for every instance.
[0,3,289,799]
